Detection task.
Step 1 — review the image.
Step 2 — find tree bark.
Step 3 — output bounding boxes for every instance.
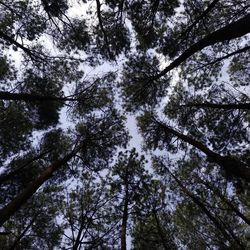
[121,165,129,250]
[181,102,250,110]
[0,91,77,102]
[166,167,245,249]
[153,14,250,80]
[0,145,81,226]
[155,120,250,181]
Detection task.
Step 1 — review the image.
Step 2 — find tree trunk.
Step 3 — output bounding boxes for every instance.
[177,0,220,41]
[152,211,170,250]
[121,165,129,250]
[0,145,81,226]
[0,91,77,102]
[155,120,250,181]
[72,222,85,250]
[193,45,250,71]
[153,14,250,80]
[182,102,250,110]
[166,167,245,249]
[8,214,38,250]
[0,30,39,59]
[200,178,250,226]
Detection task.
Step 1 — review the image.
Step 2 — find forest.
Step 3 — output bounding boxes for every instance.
[0,0,249,249]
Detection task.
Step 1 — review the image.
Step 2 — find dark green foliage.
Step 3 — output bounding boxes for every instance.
[42,0,69,17]
[0,0,250,249]
[59,19,90,52]
[128,0,179,50]
[1,191,63,249]
[132,213,177,250]
[39,129,72,160]
[0,102,32,161]
[121,54,170,111]
[75,109,129,171]
[71,72,116,117]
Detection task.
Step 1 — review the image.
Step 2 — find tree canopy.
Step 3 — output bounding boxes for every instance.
[0,0,249,249]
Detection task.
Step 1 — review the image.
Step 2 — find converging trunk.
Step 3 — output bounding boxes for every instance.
[153,14,250,80]
[72,223,85,250]
[121,165,129,250]
[200,179,250,226]
[155,120,250,181]
[166,167,245,249]
[0,145,81,226]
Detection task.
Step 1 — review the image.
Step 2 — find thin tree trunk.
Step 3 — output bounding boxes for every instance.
[96,0,112,59]
[152,211,170,250]
[192,45,250,71]
[72,221,85,250]
[177,0,220,41]
[181,102,250,110]
[0,91,78,102]
[200,179,250,226]
[8,214,38,250]
[121,165,129,250]
[166,167,245,249]
[0,145,81,226]
[155,120,250,181]
[152,14,250,80]
[0,31,40,60]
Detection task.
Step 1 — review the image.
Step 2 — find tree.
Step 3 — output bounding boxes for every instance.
[59,171,120,250]
[131,178,177,250]
[0,0,250,248]
[109,149,152,250]
[0,109,129,226]
[138,111,250,181]
[153,156,248,249]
